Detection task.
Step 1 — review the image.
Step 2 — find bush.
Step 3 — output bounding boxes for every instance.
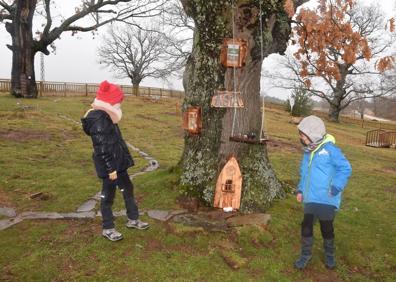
[285,86,313,116]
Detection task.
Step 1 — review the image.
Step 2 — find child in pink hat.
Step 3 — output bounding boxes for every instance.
[81,80,149,241]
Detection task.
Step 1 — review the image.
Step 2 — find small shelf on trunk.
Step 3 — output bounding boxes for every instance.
[229,136,268,145]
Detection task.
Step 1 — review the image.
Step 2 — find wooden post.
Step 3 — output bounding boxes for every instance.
[39,81,43,97]
[64,83,67,97]
[85,83,88,96]
[160,88,163,97]
[148,87,151,97]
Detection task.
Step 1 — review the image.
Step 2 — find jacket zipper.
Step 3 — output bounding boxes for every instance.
[304,157,312,199]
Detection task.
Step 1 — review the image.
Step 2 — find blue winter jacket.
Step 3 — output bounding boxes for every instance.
[297,134,352,209]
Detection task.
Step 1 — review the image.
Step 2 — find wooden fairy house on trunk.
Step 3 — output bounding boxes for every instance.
[182,106,202,135]
[213,156,243,210]
[220,38,248,68]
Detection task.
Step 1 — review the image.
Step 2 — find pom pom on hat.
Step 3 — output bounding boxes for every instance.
[100,80,111,92]
[96,80,124,105]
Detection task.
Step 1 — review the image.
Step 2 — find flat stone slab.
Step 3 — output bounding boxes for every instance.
[125,142,139,151]
[0,217,23,231]
[92,192,102,201]
[76,199,97,212]
[96,210,145,217]
[171,212,229,232]
[147,210,173,221]
[143,160,159,172]
[226,213,271,227]
[0,207,17,218]
[123,142,159,178]
[139,151,149,157]
[61,212,95,219]
[113,210,127,217]
[170,210,188,216]
[19,212,64,220]
[130,172,146,179]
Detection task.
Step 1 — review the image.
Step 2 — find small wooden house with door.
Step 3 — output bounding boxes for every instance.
[213,157,242,210]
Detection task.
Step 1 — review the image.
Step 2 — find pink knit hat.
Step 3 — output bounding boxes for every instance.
[96,80,124,105]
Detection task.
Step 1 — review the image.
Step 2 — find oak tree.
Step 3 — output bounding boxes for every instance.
[179,0,306,212]
[268,0,395,122]
[0,0,165,98]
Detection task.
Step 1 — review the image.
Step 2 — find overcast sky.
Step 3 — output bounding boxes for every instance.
[0,0,394,98]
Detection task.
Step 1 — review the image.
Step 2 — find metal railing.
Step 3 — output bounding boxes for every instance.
[366,129,396,148]
[0,79,184,98]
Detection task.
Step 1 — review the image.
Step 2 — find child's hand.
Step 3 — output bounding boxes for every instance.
[329,186,340,197]
[296,193,303,202]
[109,171,117,181]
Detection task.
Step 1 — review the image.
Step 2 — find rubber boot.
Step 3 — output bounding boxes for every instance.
[294,236,313,269]
[324,238,336,269]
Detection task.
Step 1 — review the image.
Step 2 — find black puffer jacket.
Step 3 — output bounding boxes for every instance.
[81,109,134,178]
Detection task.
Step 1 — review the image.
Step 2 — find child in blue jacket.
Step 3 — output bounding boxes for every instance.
[294,115,352,269]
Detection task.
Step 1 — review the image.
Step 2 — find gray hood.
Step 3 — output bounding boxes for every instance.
[297,115,326,143]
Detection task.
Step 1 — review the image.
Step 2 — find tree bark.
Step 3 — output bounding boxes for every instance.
[180,0,294,213]
[8,0,38,98]
[131,78,142,96]
[132,84,139,96]
[328,102,342,123]
[328,64,348,122]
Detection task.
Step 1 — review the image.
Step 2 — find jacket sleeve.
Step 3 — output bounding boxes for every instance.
[297,153,309,193]
[330,145,352,193]
[90,117,116,174]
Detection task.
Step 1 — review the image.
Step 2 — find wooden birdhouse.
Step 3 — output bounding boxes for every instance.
[213,156,242,211]
[220,38,248,68]
[183,106,202,135]
[211,90,244,108]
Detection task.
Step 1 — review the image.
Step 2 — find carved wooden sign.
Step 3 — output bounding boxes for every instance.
[214,156,242,210]
[211,90,244,108]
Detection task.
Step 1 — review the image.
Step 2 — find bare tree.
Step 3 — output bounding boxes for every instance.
[0,0,165,98]
[266,3,395,122]
[159,0,193,75]
[97,24,182,95]
[369,95,396,120]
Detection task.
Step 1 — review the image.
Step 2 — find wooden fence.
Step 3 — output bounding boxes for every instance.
[366,129,396,148]
[0,79,184,99]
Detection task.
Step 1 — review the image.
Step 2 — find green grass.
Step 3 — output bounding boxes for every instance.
[0,92,396,281]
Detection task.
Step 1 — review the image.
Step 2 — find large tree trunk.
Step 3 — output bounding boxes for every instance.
[132,83,139,96]
[180,0,294,213]
[328,102,342,123]
[131,77,142,96]
[7,0,38,98]
[328,64,349,122]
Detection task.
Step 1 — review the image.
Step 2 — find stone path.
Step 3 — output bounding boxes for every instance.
[0,113,271,231]
[0,116,162,231]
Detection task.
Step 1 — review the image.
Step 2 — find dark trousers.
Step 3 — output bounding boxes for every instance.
[301,203,336,239]
[100,170,139,229]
